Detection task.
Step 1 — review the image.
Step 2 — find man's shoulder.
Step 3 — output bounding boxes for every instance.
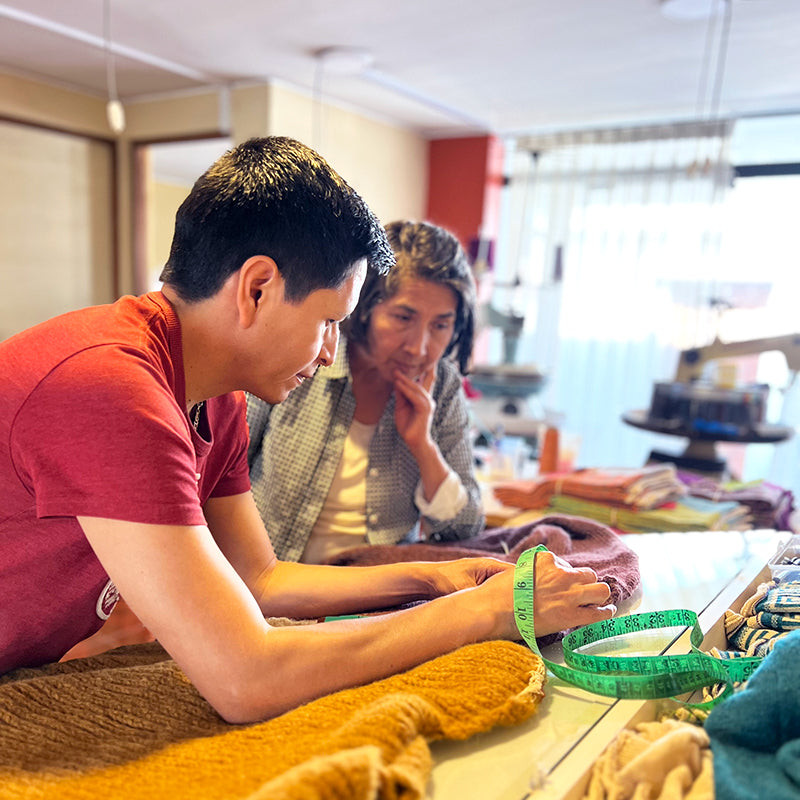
[1,293,174,365]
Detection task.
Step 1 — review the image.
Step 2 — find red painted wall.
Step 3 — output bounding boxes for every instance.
[425,135,505,254]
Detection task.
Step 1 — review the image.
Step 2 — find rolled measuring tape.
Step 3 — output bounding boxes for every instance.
[513,545,764,710]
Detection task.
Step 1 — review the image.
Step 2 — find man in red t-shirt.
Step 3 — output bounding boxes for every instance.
[0,136,615,723]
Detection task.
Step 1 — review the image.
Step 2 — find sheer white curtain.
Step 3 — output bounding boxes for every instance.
[489,122,735,469]
[720,172,800,494]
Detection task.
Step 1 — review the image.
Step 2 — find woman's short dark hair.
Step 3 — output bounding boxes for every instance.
[160,137,393,302]
[342,220,477,374]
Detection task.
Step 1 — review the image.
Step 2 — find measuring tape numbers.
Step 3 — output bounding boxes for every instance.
[513,545,763,709]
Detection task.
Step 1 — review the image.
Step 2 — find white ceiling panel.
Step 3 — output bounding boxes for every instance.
[0,0,798,138]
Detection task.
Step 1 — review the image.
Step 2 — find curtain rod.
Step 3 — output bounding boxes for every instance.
[514,119,734,152]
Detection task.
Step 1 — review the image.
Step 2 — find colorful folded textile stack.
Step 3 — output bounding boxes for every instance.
[542,494,752,533]
[491,464,761,533]
[493,464,685,512]
[678,472,795,530]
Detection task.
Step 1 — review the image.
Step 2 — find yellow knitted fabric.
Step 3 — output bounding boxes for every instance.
[0,640,545,800]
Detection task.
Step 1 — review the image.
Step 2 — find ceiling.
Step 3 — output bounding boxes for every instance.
[2,0,799,139]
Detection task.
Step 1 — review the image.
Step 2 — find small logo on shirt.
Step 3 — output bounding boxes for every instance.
[96,579,120,620]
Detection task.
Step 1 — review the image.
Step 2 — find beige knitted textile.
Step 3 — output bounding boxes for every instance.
[0,640,545,800]
[582,719,713,800]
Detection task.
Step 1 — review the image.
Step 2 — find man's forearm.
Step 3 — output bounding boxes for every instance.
[255,560,448,619]
[220,582,503,723]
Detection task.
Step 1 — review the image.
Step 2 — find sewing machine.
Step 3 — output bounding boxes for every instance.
[673,333,800,383]
[623,333,800,474]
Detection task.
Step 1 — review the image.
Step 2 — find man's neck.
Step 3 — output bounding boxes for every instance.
[161,285,226,411]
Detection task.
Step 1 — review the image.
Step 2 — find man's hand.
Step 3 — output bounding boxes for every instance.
[528,550,615,636]
[423,556,514,596]
[476,550,615,640]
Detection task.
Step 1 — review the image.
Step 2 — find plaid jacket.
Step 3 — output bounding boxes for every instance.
[246,339,484,561]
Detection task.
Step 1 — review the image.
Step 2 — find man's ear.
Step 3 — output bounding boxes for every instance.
[236,255,282,328]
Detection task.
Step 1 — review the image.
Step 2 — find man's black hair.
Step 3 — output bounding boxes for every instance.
[160,137,393,302]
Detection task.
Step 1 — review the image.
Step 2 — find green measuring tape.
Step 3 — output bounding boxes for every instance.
[513,545,764,710]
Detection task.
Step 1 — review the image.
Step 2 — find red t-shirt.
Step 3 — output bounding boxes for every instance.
[0,292,251,673]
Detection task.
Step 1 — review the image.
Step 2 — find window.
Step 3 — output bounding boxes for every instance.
[486,115,800,495]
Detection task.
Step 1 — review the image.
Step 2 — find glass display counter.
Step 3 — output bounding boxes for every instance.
[428,529,786,800]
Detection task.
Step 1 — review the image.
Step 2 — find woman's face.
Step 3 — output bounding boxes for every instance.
[364,277,458,383]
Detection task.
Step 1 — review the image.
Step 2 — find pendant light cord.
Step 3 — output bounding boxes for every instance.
[103,0,118,104]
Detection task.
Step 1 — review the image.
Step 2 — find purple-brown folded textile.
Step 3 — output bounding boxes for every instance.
[326,514,640,614]
[678,472,795,530]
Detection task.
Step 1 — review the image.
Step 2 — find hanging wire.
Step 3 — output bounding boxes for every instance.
[695,0,720,118]
[510,150,538,290]
[312,56,325,152]
[686,0,734,342]
[311,47,373,153]
[103,0,118,103]
[706,0,734,337]
[709,0,733,121]
[103,0,125,133]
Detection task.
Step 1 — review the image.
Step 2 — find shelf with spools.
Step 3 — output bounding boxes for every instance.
[623,334,800,475]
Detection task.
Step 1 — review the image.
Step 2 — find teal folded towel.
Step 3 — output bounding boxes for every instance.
[705,628,800,799]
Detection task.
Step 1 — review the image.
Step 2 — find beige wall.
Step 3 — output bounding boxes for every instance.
[0,73,429,313]
[265,82,427,224]
[0,120,114,339]
[137,83,428,291]
[0,73,110,138]
[146,179,192,290]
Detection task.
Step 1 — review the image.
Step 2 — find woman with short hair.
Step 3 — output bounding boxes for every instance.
[247,220,484,563]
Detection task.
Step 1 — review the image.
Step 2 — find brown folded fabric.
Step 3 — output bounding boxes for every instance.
[328,513,641,612]
[0,639,545,800]
[494,465,685,512]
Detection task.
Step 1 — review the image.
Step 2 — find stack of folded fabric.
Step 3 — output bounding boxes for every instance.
[492,464,753,533]
[544,494,752,533]
[678,472,795,530]
[679,574,800,710]
[493,464,686,512]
